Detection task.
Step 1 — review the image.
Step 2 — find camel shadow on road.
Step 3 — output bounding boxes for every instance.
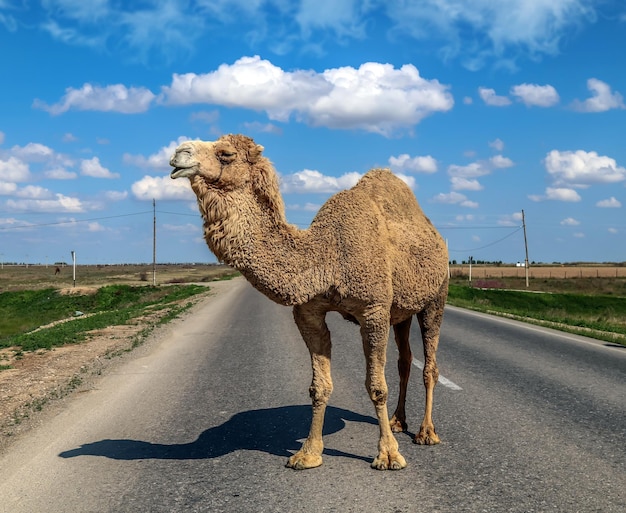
[58,405,377,463]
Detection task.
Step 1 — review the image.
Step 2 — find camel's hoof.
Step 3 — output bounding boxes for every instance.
[389,416,407,433]
[414,427,441,445]
[371,452,407,471]
[286,452,323,470]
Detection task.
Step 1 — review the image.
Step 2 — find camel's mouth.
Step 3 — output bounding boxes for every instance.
[170,167,195,179]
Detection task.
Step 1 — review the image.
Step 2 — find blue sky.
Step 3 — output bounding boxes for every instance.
[1,0,625,266]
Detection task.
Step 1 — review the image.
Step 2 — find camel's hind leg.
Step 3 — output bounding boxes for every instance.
[287,304,333,470]
[414,285,447,445]
[389,317,413,433]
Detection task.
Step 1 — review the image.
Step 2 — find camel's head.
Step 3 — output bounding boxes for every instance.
[170,134,265,190]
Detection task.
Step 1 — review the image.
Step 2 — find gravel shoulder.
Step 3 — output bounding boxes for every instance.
[0,279,239,454]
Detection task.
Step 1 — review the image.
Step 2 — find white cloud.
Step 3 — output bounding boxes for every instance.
[529,187,582,202]
[34,83,156,115]
[44,167,77,180]
[0,156,30,182]
[6,142,74,170]
[10,142,54,161]
[160,56,454,135]
[0,131,4,144]
[280,169,362,194]
[573,232,585,238]
[448,162,490,178]
[80,157,120,179]
[478,87,511,107]
[104,190,129,202]
[596,197,622,208]
[385,0,597,69]
[547,187,582,202]
[388,154,437,174]
[450,177,483,191]
[572,78,625,112]
[124,137,191,170]
[15,185,52,199]
[510,83,560,107]
[608,228,618,234]
[489,138,504,152]
[131,175,195,201]
[490,155,514,169]
[432,191,478,208]
[6,194,85,213]
[0,182,18,195]
[544,150,626,188]
[448,155,513,183]
[560,217,580,226]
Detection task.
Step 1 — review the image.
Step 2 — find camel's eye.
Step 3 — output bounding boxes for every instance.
[217,150,236,162]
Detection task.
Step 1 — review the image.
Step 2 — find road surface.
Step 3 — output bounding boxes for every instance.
[0,278,624,512]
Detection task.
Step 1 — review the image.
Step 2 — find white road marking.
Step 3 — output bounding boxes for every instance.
[412,358,463,391]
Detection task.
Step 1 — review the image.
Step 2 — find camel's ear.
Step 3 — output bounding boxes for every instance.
[247,143,264,164]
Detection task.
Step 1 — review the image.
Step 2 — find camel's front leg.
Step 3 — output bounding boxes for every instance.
[287,305,333,470]
[362,310,407,471]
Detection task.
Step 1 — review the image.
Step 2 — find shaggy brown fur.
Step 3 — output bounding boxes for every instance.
[170,134,449,470]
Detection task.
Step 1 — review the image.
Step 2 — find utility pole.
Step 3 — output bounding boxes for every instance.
[152,198,157,286]
[522,209,530,288]
[71,250,76,288]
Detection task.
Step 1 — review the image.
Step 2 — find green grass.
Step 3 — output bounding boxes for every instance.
[0,284,209,352]
[447,284,626,345]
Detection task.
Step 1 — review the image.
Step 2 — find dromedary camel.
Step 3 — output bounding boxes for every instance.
[170,134,449,470]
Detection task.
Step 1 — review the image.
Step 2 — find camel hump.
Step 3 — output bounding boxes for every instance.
[354,168,426,217]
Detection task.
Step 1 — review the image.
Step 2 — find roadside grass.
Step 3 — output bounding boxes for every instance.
[0,284,210,353]
[447,284,626,346]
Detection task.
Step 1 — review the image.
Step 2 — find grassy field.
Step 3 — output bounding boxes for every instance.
[0,264,240,363]
[448,264,626,345]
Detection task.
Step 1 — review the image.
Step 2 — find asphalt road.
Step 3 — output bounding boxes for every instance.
[0,278,624,513]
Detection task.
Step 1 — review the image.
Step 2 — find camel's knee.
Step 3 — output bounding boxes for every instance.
[309,382,332,405]
[366,382,388,405]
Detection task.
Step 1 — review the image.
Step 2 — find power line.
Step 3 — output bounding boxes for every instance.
[447,226,523,253]
[0,211,153,231]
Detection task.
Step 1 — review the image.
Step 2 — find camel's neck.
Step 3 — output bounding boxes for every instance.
[192,180,329,306]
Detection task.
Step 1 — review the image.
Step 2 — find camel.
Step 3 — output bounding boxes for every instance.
[170,134,449,470]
